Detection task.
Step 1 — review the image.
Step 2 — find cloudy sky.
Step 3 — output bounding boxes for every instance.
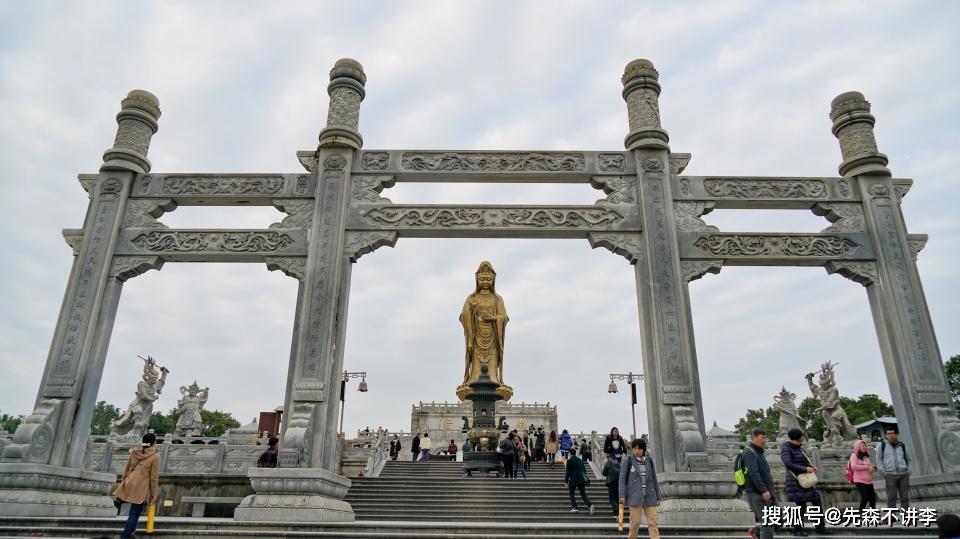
[1,1,958,441]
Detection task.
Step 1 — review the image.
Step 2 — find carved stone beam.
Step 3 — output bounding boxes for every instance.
[128,173,313,204]
[680,260,723,283]
[265,257,307,281]
[680,232,876,266]
[346,150,633,182]
[350,175,395,205]
[116,228,308,262]
[346,204,641,239]
[824,260,878,287]
[62,229,84,255]
[907,234,928,261]
[672,176,887,208]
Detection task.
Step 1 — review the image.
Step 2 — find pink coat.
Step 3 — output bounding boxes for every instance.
[849,439,874,485]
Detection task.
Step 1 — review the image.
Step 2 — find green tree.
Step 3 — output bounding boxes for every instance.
[148,411,176,435]
[200,410,240,437]
[735,406,779,439]
[946,355,960,417]
[89,401,121,435]
[843,394,895,425]
[1,411,23,433]
[795,397,826,441]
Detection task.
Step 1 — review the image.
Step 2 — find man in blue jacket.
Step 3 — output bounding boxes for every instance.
[743,427,776,539]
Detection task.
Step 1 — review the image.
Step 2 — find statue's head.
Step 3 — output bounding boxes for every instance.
[142,355,159,382]
[474,261,496,292]
[819,362,835,386]
[778,386,794,400]
[188,380,201,396]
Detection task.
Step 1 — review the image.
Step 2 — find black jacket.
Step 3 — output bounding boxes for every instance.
[742,442,774,497]
[603,435,627,456]
[565,455,590,487]
[411,436,420,453]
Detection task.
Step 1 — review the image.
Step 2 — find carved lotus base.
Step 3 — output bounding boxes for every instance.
[0,463,116,517]
[234,467,355,522]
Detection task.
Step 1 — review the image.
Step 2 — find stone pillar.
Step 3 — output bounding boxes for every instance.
[830,93,960,507]
[236,60,363,523]
[622,60,752,525]
[0,90,161,517]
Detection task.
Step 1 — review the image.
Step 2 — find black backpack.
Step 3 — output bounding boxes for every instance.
[880,441,908,466]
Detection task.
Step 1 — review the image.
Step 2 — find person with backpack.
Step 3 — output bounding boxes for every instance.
[256,436,280,468]
[534,426,546,462]
[780,428,829,536]
[741,427,776,539]
[875,425,911,508]
[848,438,878,510]
[499,432,517,479]
[514,436,528,479]
[559,429,574,461]
[601,452,622,517]
[618,438,660,539]
[565,447,595,514]
[448,439,458,460]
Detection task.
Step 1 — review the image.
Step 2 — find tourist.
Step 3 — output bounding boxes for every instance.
[601,452,621,517]
[420,432,432,461]
[535,426,546,462]
[462,438,471,455]
[780,428,829,535]
[743,427,776,539]
[849,438,878,510]
[389,434,402,461]
[580,438,592,462]
[875,425,911,508]
[619,438,660,539]
[411,433,421,462]
[603,426,627,460]
[546,430,559,468]
[256,436,279,468]
[564,447,594,514]
[936,513,960,539]
[448,439,458,460]
[514,436,528,479]
[522,431,532,471]
[560,429,573,462]
[499,432,517,479]
[113,432,160,539]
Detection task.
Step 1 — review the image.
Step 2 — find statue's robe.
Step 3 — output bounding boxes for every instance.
[460,291,508,386]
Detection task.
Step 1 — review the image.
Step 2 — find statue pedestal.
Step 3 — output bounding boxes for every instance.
[876,473,960,513]
[234,467,355,522]
[0,463,116,517]
[656,472,754,526]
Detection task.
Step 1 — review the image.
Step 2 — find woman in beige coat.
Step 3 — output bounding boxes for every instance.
[114,432,160,539]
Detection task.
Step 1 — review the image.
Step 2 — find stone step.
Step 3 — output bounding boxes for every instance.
[0,518,939,538]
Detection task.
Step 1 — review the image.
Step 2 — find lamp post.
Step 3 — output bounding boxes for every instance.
[608,372,644,440]
[339,370,368,439]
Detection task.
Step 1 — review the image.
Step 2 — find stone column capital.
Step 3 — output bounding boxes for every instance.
[830,91,889,177]
[319,58,366,150]
[101,90,160,174]
[621,59,669,151]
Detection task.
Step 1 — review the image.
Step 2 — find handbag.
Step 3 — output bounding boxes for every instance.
[792,447,819,489]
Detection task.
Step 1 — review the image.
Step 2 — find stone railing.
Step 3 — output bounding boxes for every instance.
[363,430,389,477]
[84,440,265,475]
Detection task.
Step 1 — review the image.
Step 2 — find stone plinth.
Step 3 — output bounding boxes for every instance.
[656,472,754,526]
[0,463,116,517]
[234,467,354,522]
[876,473,960,514]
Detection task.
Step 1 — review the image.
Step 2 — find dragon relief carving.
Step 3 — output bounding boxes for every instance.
[362,207,622,228]
[824,261,878,287]
[130,231,296,253]
[265,257,307,281]
[693,235,859,258]
[123,199,176,229]
[680,260,723,283]
[360,152,390,171]
[597,153,626,172]
[812,203,865,233]
[270,200,314,229]
[400,152,585,172]
[591,176,636,205]
[587,233,643,264]
[161,176,285,195]
[343,231,399,262]
[351,176,395,204]
[703,178,826,199]
[674,202,718,232]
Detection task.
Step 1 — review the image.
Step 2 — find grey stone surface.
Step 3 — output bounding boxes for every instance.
[233,467,354,522]
[0,463,116,517]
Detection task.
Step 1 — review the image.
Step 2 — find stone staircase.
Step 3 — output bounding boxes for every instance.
[347,459,615,522]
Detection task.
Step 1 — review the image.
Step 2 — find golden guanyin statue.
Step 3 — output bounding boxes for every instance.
[456,261,513,401]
